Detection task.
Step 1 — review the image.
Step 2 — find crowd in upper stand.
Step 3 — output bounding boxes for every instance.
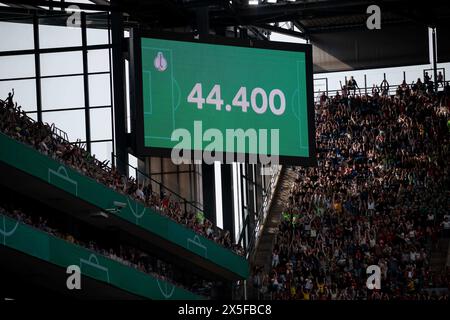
[336,72,449,99]
[0,94,243,256]
[252,76,450,300]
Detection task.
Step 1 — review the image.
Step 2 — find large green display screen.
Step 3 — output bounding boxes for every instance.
[132,32,315,165]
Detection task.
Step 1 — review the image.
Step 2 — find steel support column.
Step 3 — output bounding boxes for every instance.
[33,14,42,123]
[81,12,91,153]
[111,4,127,174]
[432,27,438,91]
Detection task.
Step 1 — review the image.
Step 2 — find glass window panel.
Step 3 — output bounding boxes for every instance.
[128,154,138,179]
[125,59,131,133]
[40,51,83,77]
[0,55,35,79]
[89,107,112,141]
[149,157,162,183]
[178,163,192,172]
[88,74,111,107]
[39,23,82,49]
[0,20,34,52]
[42,109,86,142]
[233,163,241,243]
[179,171,192,202]
[88,49,110,73]
[242,166,248,209]
[163,158,177,173]
[27,112,38,122]
[87,27,109,46]
[162,158,179,193]
[42,76,84,110]
[0,79,36,112]
[91,141,113,164]
[214,162,223,229]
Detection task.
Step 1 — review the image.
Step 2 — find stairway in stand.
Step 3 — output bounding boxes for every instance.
[251,167,297,273]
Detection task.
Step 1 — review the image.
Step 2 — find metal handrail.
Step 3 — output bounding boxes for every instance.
[112,154,206,218]
[1,101,72,147]
[314,78,449,102]
[2,102,203,222]
[1,102,114,183]
[314,84,399,101]
[110,157,247,255]
[107,155,246,255]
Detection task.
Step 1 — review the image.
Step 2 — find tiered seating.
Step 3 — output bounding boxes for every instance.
[252,80,450,300]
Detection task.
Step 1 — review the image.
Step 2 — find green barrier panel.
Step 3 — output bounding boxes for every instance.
[0,133,249,278]
[0,214,203,300]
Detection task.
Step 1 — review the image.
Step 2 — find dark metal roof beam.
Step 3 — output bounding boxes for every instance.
[90,0,110,5]
[292,19,307,34]
[2,0,112,11]
[210,0,379,26]
[251,23,306,40]
[0,1,41,10]
[247,26,268,40]
[228,0,375,18]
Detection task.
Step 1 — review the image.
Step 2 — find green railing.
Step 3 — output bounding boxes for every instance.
[0,132,249,279]
[0,214,203,300]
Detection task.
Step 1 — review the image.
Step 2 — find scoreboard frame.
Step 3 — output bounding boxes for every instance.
[129,28,316,166]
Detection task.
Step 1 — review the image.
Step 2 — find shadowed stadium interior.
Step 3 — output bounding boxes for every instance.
[0,0,449,302]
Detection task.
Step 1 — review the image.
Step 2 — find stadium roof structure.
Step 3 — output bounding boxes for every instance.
[1,0,450,69]
[2,0,450,31]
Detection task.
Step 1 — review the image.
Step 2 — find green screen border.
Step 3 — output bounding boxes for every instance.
[130,29,316,166]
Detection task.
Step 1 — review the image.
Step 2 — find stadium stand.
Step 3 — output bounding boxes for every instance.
[251,77,450,300]
[2,0,450,305]
[0,94,249,299]
[0,95,243,257]
[0,186,212,298]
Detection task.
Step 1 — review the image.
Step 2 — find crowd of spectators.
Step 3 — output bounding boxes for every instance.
[253,77,450,300]
[0,94,243,256]
[0,201,212,297]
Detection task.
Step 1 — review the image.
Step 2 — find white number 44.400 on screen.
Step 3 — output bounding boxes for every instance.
[187,83,286,116]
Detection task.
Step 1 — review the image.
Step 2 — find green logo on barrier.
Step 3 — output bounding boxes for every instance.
[157,279,175,299]
[126,198,146,224]
[187,235,208,258]
[48,166,78,196]
[80,253,110,284]
[0,215,19,245]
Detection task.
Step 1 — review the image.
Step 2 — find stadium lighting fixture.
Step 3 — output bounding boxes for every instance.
[113,201,126,208]
[265,0,297,3]
[90,212,109,219]
[100,201,126,215]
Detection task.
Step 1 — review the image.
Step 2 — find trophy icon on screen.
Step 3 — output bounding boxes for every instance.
[154,51,168,72]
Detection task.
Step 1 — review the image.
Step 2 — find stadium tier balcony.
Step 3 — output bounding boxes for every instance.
[0,101,249,282]
[0,212,204,300]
